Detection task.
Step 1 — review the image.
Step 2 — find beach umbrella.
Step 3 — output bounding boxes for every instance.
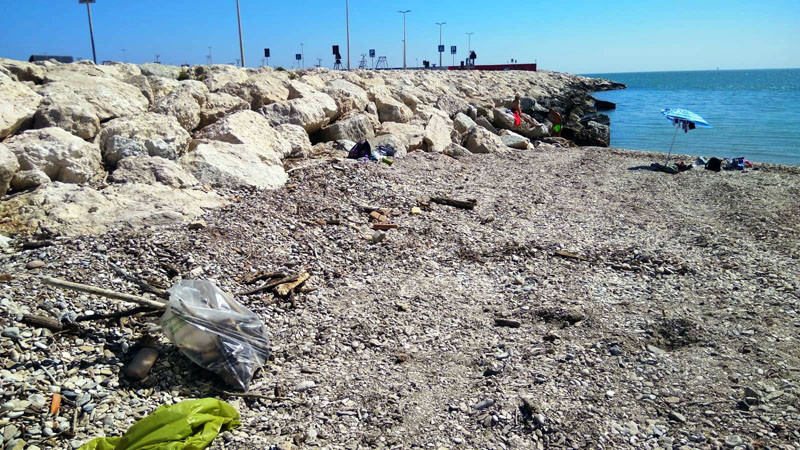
[661,108,711,165]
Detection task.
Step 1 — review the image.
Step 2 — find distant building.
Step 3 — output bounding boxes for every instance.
[28,55,74,63]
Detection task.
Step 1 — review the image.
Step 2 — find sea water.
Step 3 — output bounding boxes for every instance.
[585,69,800,165]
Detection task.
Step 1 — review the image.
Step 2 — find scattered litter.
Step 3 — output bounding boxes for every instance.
[122,335,159,381]
[161,280,271,391]
[78,398,240,450]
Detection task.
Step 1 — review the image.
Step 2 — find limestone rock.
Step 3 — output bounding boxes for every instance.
[377,122,425,153]
[0,73,42,139]
[275,124,312,159]
[423,115,452,153]
[0,182,225,237]
[374,94,413,123]
[201,65,250,92]
[139,63,181,79]
[454,113,478,134]
[499,130,532,149]
[97,113,191,167]
[110,156,198,188]
[5,127,102,186]
[465,127,505,154]
[0,58,45,83]
[219,72,289,109]
[435,95,470,119]
[180,140,287,189]
[0,143,19,196]
[148,77,182,101]
[259,93,338,133]
[10,169,50,191]
[199,92,249,128]
[124,75,154,105]
[323,79,370,115]
[574,120,610,147]
[476,116,499,135]
[153,85,206,131]
[37,74,149,122]
[319,114,375,143]
[196,110,291,160]
[443,143,471,159]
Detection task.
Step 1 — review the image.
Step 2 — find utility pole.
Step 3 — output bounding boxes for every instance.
[78,0,97,64]
[207,46,213,65]
[121,49,126,63]
[155,54,160,64]
[398,10,411,70]
[317,58,322,68]
[345,0,351,70]
[466,32,474,53]
[435,22,446,68]
[300,43,304,69]
[236,0,245,67]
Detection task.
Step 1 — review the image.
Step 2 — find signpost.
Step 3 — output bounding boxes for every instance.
[264,48,270,67]
[369,49,375,69]
[451,46,456,66]
[78,0,97,64]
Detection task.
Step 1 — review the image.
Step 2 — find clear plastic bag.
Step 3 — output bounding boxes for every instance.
[160,280,270,391]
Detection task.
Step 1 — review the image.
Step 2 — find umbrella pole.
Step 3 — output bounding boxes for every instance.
[665,123,680,165]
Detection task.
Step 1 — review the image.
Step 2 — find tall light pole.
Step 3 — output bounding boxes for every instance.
[121,48,126,63]
[435,22,446,68]
[398,10,411,70]
[466,32,474,53]
[78,0,97,64]
[345,0,351,70]
[300,43,304,69]
[236,0,245,67]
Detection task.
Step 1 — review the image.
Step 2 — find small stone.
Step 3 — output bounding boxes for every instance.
[474,399,495,410]
[665,396,681,404]
[669,411,687,423]
[82,403,95,413]
[1,401,15,411]
[646,344,666,356]
[725,435,743,447]
[26,260,45,270]
[1,327,20,339]
[96,244,108,252]
[6,410,24,419]
[609,345,622,356]
[606,390,616,398]
[371,230,386,243]
[295,380,316,392]
[27,394,46,410]
[411,206,422,215]
[76,393,91,407]
[188,220,207,231]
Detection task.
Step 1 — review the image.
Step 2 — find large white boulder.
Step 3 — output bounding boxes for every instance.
[259,93,338,133]
[199,92,249,128]
[0,182,225,237]
[435,95,470,119]
[376,122,425,153]
[0,58,45,83]
[5,127,102,186]
[319,113,375,142]
[124,74,154,105]
[275,124,312,159]
[422,115,453,153]
[0,73,42,139]
[110,155,198,188]
[153,84,208,131]
[374,94,413,123]
[0,143,19,196]
[453,112,477,134]
[218,72,289,109]
[465,126,505,154]
[499,130,532,149]
[323,79,369,116]
[179,140,287,189]
[140,63,182,79]
[148,77,182,101]
[96,113,192,167]
[367,134,407,158]
[201,65,249,92]
[492,107,548,139]
[196,110,291,159]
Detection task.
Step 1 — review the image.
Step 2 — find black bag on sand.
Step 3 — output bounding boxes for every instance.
[348,141,371,159]
[706,157,722,172]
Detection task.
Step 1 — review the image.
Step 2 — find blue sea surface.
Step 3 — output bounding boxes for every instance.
[585,69,800,166]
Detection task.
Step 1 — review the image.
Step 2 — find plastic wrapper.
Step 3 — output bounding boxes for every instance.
[79,398,240,450]
[161,280,270,391]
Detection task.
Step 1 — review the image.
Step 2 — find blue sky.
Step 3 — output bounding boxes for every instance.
[1,1,798,73]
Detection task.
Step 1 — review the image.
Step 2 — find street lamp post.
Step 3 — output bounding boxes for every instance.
[78,0,97,64]
[236,0,245,67]
[300,43,304,69]
[435,22,446,68]
[466,32,474,52]
[398,10,411,70]
[345,0,351,70]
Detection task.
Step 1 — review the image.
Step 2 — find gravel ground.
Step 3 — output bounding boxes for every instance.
[1,146,800,449]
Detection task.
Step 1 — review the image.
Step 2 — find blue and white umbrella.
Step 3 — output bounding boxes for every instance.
[661,108,712,164]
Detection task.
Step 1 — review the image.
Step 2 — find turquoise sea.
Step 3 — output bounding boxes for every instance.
[586,69,800,166]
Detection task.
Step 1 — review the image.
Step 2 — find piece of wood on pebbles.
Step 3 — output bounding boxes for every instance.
[494,318,522,328]
[554,250,588,262]
[275,273,310,297]
[431,197,477,210]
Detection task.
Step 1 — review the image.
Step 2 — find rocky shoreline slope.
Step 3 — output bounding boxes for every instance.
[0,58,621,237]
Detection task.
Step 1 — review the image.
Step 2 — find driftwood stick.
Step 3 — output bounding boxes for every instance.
[431,197,477,210]
[242,271,286,285]
[109,262,169,299]
[275,273,310,297]
[21,314,81,332]
[76,306,159,322]
[239,273,302,296]
[40,276,167,310]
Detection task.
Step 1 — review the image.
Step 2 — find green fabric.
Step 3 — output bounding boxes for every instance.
[78,398,240,450]
[553,124,562,133]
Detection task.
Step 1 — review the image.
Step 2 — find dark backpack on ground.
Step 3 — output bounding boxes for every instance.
[705,157,722,172]
[347,140,371,159]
